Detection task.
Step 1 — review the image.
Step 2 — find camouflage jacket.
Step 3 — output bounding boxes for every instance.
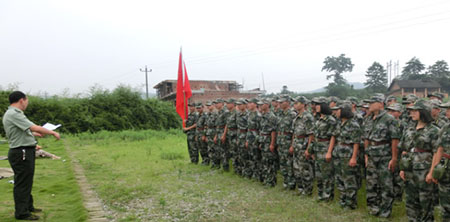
[433,116,448,129]
[438,122,450,154]
[334,118,361,158]
[259,110,278,144]
[186,112,198,136]
[215,108,229,135]
[246,110,261,145]
[226,109,238,137]
[236,110,248,140]
[205,111,217,136]
[407,123,439,170]
[277,108,296,146]
[292,110,315,150]
[366,110,401,157]
[196,112,207,137]
[313,114,338,154]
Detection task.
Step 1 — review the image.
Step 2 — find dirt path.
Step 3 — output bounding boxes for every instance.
[65,141,109,222]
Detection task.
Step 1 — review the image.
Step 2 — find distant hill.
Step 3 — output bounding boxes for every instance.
[301,82,365,93]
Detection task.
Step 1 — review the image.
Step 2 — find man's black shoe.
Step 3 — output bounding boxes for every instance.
[30,208,42,213]
[17,214,40,220]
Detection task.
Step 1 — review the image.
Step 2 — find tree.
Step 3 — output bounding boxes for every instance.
[401,57,425,80]
[364,62,387,92]
[322,54,354,85]
[426,60,450,78]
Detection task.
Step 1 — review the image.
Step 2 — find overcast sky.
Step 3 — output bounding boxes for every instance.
[1,0,450,96]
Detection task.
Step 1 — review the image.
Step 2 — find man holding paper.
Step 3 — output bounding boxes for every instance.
[2,91,60,220]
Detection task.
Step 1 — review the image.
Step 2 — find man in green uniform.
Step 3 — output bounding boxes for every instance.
[205,101,218,168]
[195,102,209,165]
[291,96,315,195]
[246,98,261,181]
[236,99,248,177]
[3,91,60,220]
[277,96,297,190]
[365,93,401,218]
[214,98,230,171]
[224,99,238,173]
[258,99,278,187]
[184,103,199,164]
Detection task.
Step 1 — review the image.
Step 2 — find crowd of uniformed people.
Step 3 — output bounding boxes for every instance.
[183,92,450,221]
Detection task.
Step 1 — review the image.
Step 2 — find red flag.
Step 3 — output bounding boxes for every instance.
[175,49,192,127]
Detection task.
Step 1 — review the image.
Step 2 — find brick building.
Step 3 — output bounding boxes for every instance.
[153,80,264,104]
[387,79,446,98]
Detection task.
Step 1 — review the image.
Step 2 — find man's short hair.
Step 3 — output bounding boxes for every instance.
[9,91,27,104]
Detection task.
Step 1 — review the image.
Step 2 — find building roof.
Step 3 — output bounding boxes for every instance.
[153,79,238,89]
[388,79,441,92]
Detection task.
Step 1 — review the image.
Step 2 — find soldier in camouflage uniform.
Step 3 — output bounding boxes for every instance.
[184,103,199,164]
[399,99,439,222]
[429,102,450,221]
[236,99,248,177]
[246,98,262,180]
[258,99,278,187]
[334,102,361,209]
[205,101,218,168]
[401,94,418,129]
[430,99,448,129]
[291,96,315,195]
[224,99,239,174]
[308,97,338,201]
[365,93,401,218]
[214,99,230,171]
[195,102,209,165]
[387,103,406,201]
[277,96,297,190]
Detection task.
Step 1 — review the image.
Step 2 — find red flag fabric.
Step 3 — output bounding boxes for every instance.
[183,62,192,99]
[176,51,186,127]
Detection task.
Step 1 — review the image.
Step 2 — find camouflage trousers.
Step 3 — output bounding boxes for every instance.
[293,141,313,195]
[393,157,404,201]
[238,137,252,178]
[335,157,358,209]
[187,134,198,164]
[279,141,295,189]
[314,141,334,201]
[249,143,262,181]
[260,135,277,186]
[197,136,209,165]
[227,134,239,174]
[366,155,394,218]
[404,167,435,222]
[207,135,220,168]
[439,168,450,221]
[217,135,229,171]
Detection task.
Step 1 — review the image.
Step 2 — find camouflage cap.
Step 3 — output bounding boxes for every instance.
[402,94,418,104]
[188,102,195,107]
[205,101,213,106]
[195,102,203,108]
[430,99,441,109]
[248,98,259,104]
[408,99,431,112]
[439,102,450,109]
[277,95,291,103]
[260,98,270,104]
[386,103,402,112]
[331,100,352,110]
[347,96,359,105]
[367,93,385,103]
[271,96,280,101]
[294,96,308,104]
[226,98,236,104]
[235,98,246,105]
[216,98,225,103]
[385,95,397,103]
[428,92,445,100]
[311,96,327,104]
[329,96,340,103]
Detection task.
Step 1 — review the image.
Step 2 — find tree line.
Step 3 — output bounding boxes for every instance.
[0,85,181,136]
[278,54,450,99]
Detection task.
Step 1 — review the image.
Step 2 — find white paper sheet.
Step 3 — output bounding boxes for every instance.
[42,123,61,131]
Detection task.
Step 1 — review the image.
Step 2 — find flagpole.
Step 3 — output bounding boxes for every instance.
[181,47,187,128]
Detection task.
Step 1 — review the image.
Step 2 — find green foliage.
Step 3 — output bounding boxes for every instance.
[364,62,388,93]
[322,54,354,86]
[401,57,426,80]
[0,86,181,136]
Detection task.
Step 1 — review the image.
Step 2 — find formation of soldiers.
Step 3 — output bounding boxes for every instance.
[183,92,450,221]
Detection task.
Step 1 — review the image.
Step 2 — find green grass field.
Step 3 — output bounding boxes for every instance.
[0,130,443,221]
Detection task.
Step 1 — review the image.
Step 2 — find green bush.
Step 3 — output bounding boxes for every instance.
[0,86,181,136]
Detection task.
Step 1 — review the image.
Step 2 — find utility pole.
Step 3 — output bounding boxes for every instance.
[261,72,266,92]
[140,66,152,99]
